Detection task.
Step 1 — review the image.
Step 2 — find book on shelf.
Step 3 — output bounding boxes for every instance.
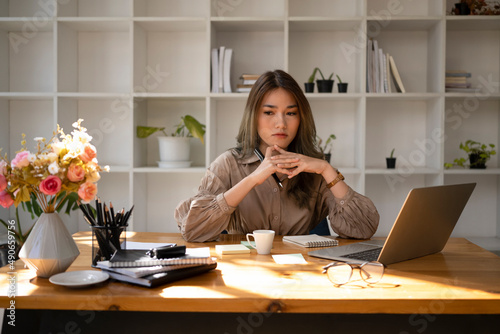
[107,247,216,268]
[373,39,380,93]
[223,48,233,93]
[283,234,338,248]
[210,46,234,93]
[445,87,477,93]
[236,84,253,93]
[386,52,392,93]
[366,39,373,93]
[104,262,217,288]
[211,48,219,93]
[445,71,471,78]
[389,55,406,93]
[240,73,260,85]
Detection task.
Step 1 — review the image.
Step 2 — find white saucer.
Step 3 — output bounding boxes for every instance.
[49,270,109,288]
[157,161,192,168]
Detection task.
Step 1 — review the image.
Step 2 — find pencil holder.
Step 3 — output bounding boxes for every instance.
[91,225,127,266]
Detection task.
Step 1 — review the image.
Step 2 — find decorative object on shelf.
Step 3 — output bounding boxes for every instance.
[237,73,260,93]
[137,115,206,168]
[0,119,108,277]
[444,140,497,169]
[317,134,336,163]
[308,67,334,93]
[452,0,500,15]
[336,74,348,93]
[386,148,396,169]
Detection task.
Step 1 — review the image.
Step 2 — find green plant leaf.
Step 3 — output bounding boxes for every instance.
[136,126,166,138]
[183,115,206,144]
[336,74,342,83]
[308,68,319,83]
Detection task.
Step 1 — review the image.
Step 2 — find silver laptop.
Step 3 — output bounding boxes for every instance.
[309,183,476,265]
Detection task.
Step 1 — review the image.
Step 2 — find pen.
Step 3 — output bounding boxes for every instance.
[254,148,283,189]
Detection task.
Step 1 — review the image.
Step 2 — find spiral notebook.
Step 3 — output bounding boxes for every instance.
[108,247,215,267]
[283,234,338,248]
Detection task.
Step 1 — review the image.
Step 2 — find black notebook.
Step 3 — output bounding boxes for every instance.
[108,247,214,268]
[104,263,217,288]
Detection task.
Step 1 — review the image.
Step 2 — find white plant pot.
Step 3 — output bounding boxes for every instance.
[18,213,80,278]
[158,136,190,162]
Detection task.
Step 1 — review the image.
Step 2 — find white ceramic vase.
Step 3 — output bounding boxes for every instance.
[18,212,80,278]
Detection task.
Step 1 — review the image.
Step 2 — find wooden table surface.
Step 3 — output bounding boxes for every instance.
[1,232,500,314]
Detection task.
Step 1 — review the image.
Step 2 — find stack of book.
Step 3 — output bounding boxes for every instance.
[367,39,405,93]
[211,46,233,93]
[445,71,473,92]
[96,246,217,288]
[236,74,261,93]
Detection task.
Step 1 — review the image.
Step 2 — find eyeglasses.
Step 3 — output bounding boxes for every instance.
[322,261,385,286]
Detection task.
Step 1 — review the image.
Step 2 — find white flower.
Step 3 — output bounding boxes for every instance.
[28,153,37,163]
[51,140,65,155]
[34,137,44,142]
[47,152,58,162]
[48,162,60,175]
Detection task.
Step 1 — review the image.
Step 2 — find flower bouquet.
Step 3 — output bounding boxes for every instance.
[0,119,109,277]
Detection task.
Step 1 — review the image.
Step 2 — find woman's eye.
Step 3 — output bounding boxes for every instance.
[287,111,298,116]
[263,111,273,115]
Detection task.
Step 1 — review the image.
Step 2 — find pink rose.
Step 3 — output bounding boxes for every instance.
[11,151,30,169]
[0,174,6,192]
[0,190,13,208]
[78,182,97,203]
[0,160,7,174]
[79,144,97,163]
[39,175,62,196]
[67,163,85,182]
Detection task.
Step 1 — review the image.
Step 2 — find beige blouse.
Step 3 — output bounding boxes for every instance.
[175,150,379,242]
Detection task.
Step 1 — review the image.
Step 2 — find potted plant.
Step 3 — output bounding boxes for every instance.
[304,68,317,93]
[336,74,348,93]
[444,140,496,169]
[317,134,336,163]
[386,148,396,169]
[307,67,334,93]
[137,115,206,168]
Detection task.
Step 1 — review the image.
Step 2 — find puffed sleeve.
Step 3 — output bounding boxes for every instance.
[174,152,237,242]
[324,186,380,239]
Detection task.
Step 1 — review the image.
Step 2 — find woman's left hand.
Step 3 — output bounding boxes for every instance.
[270,145,330,178]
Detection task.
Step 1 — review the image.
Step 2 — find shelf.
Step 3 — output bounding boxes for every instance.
[365,167,441,175]
[0,1,498,238]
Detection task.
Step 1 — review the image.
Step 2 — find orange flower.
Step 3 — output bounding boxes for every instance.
[79,143,97,162]
[67,163,85,182]
[78,182,97,203]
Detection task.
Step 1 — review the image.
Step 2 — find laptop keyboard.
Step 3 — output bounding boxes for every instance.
[342,247,382,262]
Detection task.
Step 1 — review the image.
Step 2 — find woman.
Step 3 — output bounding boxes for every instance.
[175,70,379,242]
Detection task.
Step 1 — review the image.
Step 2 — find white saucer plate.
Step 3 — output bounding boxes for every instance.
[157,161,192,168]
[49,270,109,288]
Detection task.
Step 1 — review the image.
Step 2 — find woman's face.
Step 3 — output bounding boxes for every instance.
[257,88,300,152]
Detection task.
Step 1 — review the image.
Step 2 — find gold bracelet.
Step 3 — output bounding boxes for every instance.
[326,169,345,189]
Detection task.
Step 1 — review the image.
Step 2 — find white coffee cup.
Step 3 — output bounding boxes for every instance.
[246,230,275,255]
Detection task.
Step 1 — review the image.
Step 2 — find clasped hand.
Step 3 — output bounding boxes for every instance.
[253,145,329,185]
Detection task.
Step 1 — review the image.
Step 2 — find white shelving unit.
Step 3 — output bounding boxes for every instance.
[0,0,499,247]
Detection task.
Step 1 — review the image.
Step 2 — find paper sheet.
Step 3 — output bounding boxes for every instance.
[272,253,307,264]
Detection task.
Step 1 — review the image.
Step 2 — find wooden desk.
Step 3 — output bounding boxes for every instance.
[1,232,500,315]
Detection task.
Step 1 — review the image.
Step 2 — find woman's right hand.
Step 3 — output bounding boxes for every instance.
[250,146,298,186]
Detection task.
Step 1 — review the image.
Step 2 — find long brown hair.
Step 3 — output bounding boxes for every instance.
[236,70,323,207]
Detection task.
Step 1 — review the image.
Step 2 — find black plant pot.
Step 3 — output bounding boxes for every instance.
[324,153,331,163]
[337,83,348,93]
[386,157,396,169]
[455,3,470,15]
[316,79,334,93]
[304,82,315,93]
[469,153,487,169]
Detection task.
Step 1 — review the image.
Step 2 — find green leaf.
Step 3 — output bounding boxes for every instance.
[183,115,206,144]
[136,126,166,138]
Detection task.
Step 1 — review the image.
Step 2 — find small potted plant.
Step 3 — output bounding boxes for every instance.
[307,67,334,93]
[137,115,206,168]
[444,140,496,169]
[317,134,336,163]
[336,74,348,93]
[386,148,396,169]
[304,68,317,93]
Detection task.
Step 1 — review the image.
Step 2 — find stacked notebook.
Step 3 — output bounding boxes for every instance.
[283,234,338,248]
[96,247,217,288]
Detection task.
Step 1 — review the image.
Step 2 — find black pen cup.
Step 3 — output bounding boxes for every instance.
[91,225,127,266]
